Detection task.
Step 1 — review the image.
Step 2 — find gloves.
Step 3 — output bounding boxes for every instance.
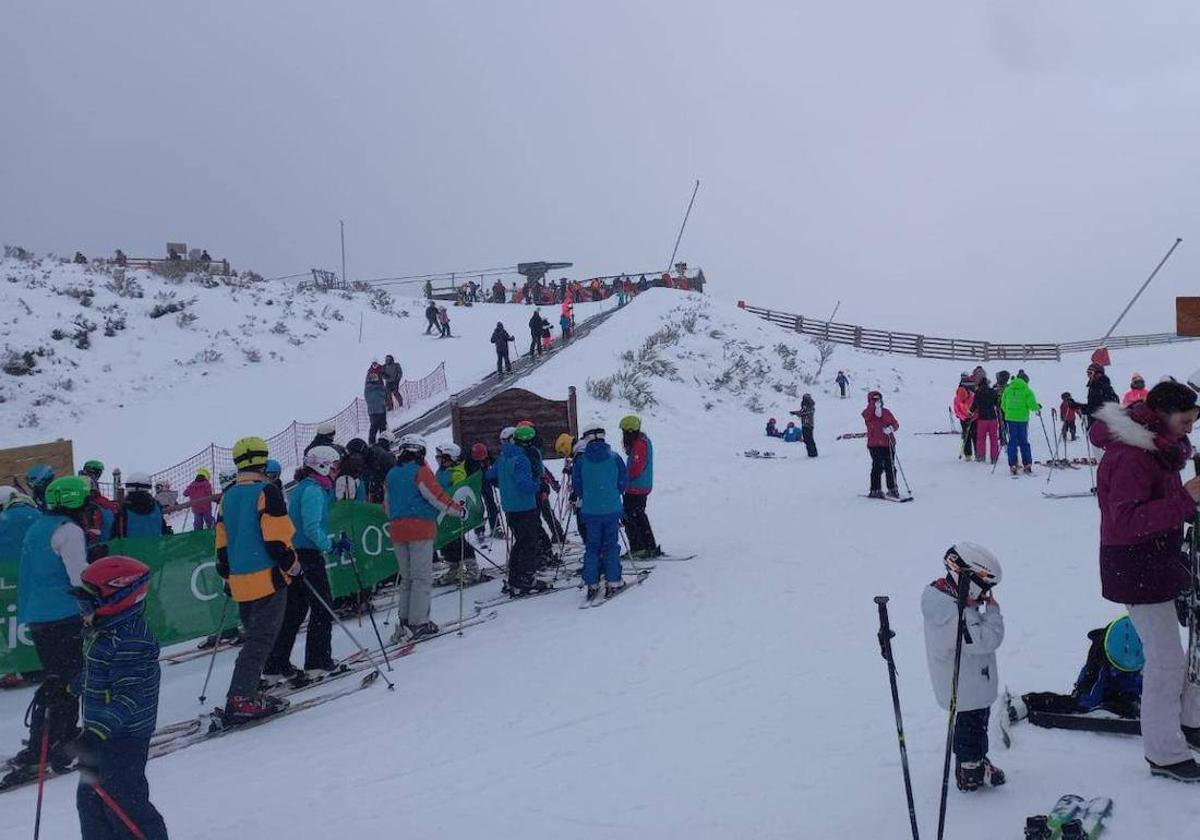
[331,534,354,556]
[66,729,103,772]
[216,556,230,580]
[456,504,470,520]
[882,426,894,435]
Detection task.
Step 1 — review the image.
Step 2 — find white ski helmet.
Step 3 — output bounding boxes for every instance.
[943,542,1002,598]
[377,430,394,447]
[304,445,341,477]
[435,442,461,461]
[316,420,336,436]
[398,434,427,455]
[499,426,516,443]
[580,419,606,442]
[126,472,152,490]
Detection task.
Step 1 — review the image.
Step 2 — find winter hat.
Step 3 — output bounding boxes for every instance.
[1087,362,1105,376]
[1131,373,1145,387]
[1016,369,1029,382]
[1061,392,1071,401]
[317,420,336,435]
[1146,381,1198,415]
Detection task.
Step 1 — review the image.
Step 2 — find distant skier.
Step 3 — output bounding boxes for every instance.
[364,368,388,445]
[1090,382,1200,782]
[835,370,849,399]
[384,435,465,642]
[921,543,1005,791]
[1123,373,1149,407]
[994,370,1011,447]
[765,418,781,438]
[572,420,629,605]
[620,415,660,558]
[1000,370,1040,475]
[381,355,403,410]
[528,310,548,357]
[491,322,515,377]
[953,373,977,460]
[437,305,451,338]
[489,426,550,595]
[117,473,169,538]
[69,555,170,840]
[862,391,900,499]
[184,468,216,530]
[794,394,818,458]
[1059,393,1079,443]
[424,301,439,334]
[971,375,1001,465]
[560,312,572,342]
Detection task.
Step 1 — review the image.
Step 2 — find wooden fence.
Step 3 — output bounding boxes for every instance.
[739,304,1200,362]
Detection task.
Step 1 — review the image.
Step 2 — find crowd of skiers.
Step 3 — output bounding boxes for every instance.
[425,270,705,308]
[0,406,664,833]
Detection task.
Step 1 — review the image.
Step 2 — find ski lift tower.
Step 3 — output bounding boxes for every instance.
[517,261,573,286]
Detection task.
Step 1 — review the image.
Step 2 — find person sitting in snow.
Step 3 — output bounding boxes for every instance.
[1019,615,1142,722]
[781,421,802,443]
[922,542,1006,792]
[765,418,781,438]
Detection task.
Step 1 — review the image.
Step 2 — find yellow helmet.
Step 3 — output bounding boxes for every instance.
[196,467,212,480]
[554,433,574,457]
[619,415,641,433]
[232,436,270,470]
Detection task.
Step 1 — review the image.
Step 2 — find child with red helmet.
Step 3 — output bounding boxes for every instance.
[69,555,169,838]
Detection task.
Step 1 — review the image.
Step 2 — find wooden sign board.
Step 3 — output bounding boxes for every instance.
[0,440,74,489]
[1177,297,1200,337]
[450,387,578,461]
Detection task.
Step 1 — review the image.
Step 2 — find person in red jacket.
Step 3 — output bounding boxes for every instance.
[1059,392,1079,443]
[1122,373,1149,407]
[862,391,900,498]
[953,373,977,460]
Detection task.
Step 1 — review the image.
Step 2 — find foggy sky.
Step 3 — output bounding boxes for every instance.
[3,2,1199,340]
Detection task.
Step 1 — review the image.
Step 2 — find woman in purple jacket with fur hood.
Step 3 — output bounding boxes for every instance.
[1091,381,1200,782]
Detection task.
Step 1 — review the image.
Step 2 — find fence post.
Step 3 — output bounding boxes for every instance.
[291,421,300,468]
[916,335,924,357]
[854,326,862,348]
[983,342,990,362]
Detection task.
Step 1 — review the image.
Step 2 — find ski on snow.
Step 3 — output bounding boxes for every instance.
[580,569,652,608]
[1041,492,1097,500]
[858,494,914,503]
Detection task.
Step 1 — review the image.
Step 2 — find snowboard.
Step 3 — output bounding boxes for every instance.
[1027,709,1140,737]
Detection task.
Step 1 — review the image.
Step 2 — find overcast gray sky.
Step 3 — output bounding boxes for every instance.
[3,2,1199,339]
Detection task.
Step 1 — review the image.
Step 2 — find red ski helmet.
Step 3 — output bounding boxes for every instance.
[75,555,151,617]
[471,442,488,460]
[516,419,534,428]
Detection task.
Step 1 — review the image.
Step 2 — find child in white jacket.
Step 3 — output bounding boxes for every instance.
[922,542,1006,791]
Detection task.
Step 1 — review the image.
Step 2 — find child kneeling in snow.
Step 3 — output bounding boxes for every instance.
[922,542,1006,792]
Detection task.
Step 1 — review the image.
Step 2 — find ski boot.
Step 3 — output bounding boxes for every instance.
[512,579,550,598]
[1022,464,1033,475]
[981,757,1006,786]
[409,621,440,641]
[1010,465,1020,476]
[886,488,901,499]
[223,693,288,724]
[583,585,601,607]
[260,661,301,687]
[605,580,627,599]
[867,489,884,499]
[1183,725,1200,749]
[303,659,341,681]
[390,623,414,645]
[1023,815,1051,840]
[955,760,985,791]
[1148,757,1200,782]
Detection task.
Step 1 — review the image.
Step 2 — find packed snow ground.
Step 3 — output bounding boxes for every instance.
[3,288,1200,837]
[0,250,607,471]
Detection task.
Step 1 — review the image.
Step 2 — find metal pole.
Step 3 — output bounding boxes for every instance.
[339,219,347,288]
[1099,237,1182,344]
[936,574,972,840]
[199,596,232,704]
[666,179,700,271]
[874,596,921,840]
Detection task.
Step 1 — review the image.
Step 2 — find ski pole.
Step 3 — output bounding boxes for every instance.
[874,596,921,840]
[302,577,395,691]
[1036,411,1055,473]
[337,533,391,670]
[1188,456,1200,685]
[947,406,955,433]
[936,572,972,840]
[89,779,147,840]
[889,435,913,497]
[199,595,232,704]
[458,533,466,638]
[471,542,507,575]
[32,712,49,840]
[1083,429,1097,492]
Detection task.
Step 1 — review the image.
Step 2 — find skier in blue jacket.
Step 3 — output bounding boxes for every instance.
[571,421,629,605]
[116,473,169,538]
[487,426,549,595]
[68,555,169,839]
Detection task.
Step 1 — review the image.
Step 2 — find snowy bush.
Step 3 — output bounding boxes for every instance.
[104,315,126,336]
[151,261,190,283]
[104,271,145,299]
[775,343,798,371]
[2,348,43,376]
[746,394,765,413]
[369,289,395,315]
[3,245,31,261]
[811,338,835,377]
[72,316,96,349]
[58,284,95,307]
[176,311,198,328]
[191,348,223,364]
[242,347,262,363]
[270,321,289,335]
[149,293,196,319]
[19,410,39,428]
[586,375,614,402]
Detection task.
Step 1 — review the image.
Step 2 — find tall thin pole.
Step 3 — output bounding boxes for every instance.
[667,179,700,271]
[828,300,842,322]
[340,219,347,289]
[1099,237,1182,344]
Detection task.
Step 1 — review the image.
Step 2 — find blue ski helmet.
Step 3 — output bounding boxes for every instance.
[26,464,55,489]
[265,459,282,478]
[1104,615,1144,672]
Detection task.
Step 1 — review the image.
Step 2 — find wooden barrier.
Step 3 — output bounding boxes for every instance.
[741,303,1200,361]
[0,440,74,489]
[449,387,578,461]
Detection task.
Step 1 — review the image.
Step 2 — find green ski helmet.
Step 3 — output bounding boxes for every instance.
[45,475,93,511]
[512,425,536,444]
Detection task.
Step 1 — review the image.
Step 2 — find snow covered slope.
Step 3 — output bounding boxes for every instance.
[0,249,606,471]
[3,287,1200,838]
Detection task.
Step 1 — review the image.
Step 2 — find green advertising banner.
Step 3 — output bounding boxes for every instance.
[0,471,486,674]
